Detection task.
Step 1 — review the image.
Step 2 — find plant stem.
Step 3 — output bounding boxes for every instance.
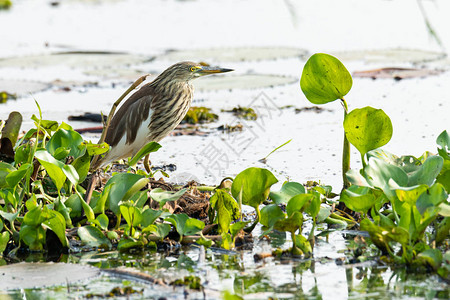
[341,98,350,189]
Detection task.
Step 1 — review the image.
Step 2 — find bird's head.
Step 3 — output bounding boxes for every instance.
[160,61,233,82]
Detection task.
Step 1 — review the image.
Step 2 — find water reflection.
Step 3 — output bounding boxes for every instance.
[1,233,448,299]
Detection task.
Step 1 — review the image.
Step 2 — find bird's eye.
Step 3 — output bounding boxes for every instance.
[190,66,199,72]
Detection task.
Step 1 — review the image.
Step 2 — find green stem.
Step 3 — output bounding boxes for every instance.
[341,98,351,189]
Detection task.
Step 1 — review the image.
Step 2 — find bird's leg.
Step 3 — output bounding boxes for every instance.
[144,154,151,174]
[85,170,100,205]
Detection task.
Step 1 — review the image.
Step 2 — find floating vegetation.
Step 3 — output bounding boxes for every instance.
[182,106,218,124]
[0,91,16,103]
[222,106,257,120]
[217,123,243,132]
[0,53,449,298]
[0,0,11,10]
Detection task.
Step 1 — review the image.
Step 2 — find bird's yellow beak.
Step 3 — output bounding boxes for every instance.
[197,66,234,75]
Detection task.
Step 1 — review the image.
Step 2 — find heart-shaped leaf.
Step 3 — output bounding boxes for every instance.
[300,53,352,104]
[344,107,393,157]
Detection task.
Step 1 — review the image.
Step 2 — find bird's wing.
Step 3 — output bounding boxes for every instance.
[104,84,155,148]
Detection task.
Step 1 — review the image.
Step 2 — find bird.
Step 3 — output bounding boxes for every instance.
[90,61,233,171]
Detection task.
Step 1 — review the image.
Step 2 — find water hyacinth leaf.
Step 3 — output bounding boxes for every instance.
[300,53,352,104]
[340,185,377,214]
[436,130,450,160]
[231,167,278,208]
[346,169,371,186]
[62,164,79,186]
[286,194,315,217]
[92,184,112,214]
[42,208,68,248]
[416,249,443,270]
[209,189,240,225]
[344,107,393,157]
[85,141,109,156]
[407,155,443,186]
[5,163,32,188]
[294,234,312,254]
[165,213,204,238]
[117,239,144,252]
[0,162,16,188]
[269,182,305,205]
[143,223,171,240]
[438,203,450,217]
[260,204,285,228]
[19,225,46,251]
[317,206,332,223]
[96,213,109,231]
[14,143,32,165]
[230,221,248,237]
[77,225,112,249]
[0,231,10,253]
[150,188,187,208]
[128,141,161,167]
[416,183,448,215]
[46,129,84,155]
[141,209,163,228]
[72,151,90,183]
[274,211,303,233]
[364,157,408,196]
[35,149,66,192]
[103,173,149,215]
[0,210,19,223]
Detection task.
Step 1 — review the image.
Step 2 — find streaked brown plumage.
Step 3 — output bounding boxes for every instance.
[90,61,233,170]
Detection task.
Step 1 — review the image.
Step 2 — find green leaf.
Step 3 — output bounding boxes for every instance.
[96,213,109,231]
[42,207,68,248]
[35,149,66,192]
[19,225,45,251]
[0,162,16,188]
[416,183,447,215]
[165,213,205,238]
[340,186,377,214]
[230,221,248,238]
[274,211,303,233]
[344,107,393,157]
[85,141,109,156]
[5,163,32,188]
[143,223,171,240]
[269,182,305,205]
[364,157,408,197]
[231,167,278,209]
[436,130,450,160]
[72,151,91,183]
[209,189,240,229]
[128,142,161,167]
[149,188,186,208]
[0,231,10,253]
[77,225,112,249]
[407,155,443,186]
[117,238,144,252]
[300,53,352,104]
[46,129,85,159]
[103,173,149,215]
[416,249,443,270]
[286,193,314,217]
[260,204,285,228]
[141,208,163,228]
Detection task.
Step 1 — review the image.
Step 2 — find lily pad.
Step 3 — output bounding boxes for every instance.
[159,47,308,62]
[0,262,100,290]
[0,79,49,97]
[333,49,445,64]
[0,52,153,69]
